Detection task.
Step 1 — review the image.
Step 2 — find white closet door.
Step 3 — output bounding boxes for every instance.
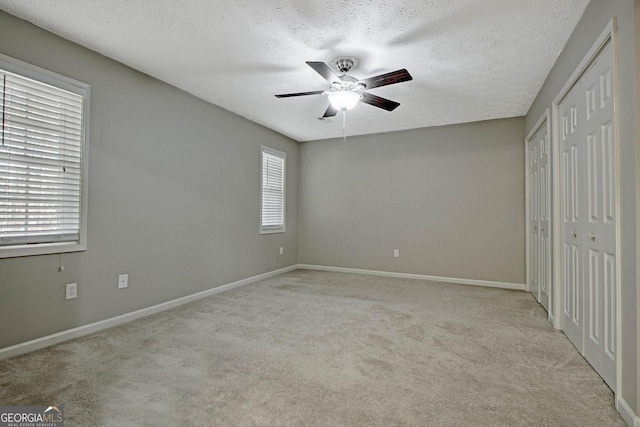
[558,39,616,390]
[537,124,551,312]
[582,42,616,389]
[559,82,583,349]
[528,136,540,300]
[528,122,551,313]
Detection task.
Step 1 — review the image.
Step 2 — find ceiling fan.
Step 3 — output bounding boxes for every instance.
[275,59,413,118]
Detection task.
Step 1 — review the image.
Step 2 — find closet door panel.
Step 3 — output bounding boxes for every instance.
[538,126,551,312]
[529,137,539,300]
[559,83,583,348]
[581,42,616,389]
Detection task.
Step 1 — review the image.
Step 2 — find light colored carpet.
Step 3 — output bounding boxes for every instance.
[0,270,625,426]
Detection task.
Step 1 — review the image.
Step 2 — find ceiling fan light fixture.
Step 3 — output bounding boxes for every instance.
[328,90,360,111]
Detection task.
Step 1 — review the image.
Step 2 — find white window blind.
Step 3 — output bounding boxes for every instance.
[0,68,85,247]
[261,146,285,233]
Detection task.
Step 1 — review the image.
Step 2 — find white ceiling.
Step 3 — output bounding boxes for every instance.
[0,0,590,142]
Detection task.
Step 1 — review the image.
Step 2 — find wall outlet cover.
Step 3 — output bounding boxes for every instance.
[118,274,128,289]
[65,283,77,300]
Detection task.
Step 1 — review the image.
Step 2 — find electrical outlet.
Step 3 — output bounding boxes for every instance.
[279,247,284,255]
[65,283,77,300]
[118,274,128,289]
[393,249,400,258]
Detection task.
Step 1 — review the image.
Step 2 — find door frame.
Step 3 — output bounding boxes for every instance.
[550,18,621,398]
[524,109,551,319]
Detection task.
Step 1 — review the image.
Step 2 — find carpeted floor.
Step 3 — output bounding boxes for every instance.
[0,270,626,426]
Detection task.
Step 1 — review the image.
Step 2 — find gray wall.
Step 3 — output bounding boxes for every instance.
[298,117,525,285]
[0,11,298,349]
[525,0,638,413]
[3,2,637,416]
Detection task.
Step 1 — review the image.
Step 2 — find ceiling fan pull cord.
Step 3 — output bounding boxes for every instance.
[343,110,346,141]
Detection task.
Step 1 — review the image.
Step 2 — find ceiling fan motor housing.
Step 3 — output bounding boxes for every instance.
[335,58,354,74]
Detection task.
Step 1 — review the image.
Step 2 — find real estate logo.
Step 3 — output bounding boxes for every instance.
[0,406,63,427]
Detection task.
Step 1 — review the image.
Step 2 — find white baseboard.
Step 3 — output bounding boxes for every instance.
[296,264,526,291]
[0,265,298,361]
[618,396,640,427]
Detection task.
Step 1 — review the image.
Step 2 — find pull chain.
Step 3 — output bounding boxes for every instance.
[342,110,346,141]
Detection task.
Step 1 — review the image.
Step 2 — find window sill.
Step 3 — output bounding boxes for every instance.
[0,241,86,259]
[260,228,286,235]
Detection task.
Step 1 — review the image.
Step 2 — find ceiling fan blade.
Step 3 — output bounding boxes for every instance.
[275,90,325,98]
[360,92,400,111]
[306,61,339,83]
[359,69,412,90]
[322,104,339,118]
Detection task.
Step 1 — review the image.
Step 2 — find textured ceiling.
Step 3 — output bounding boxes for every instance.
[0,0,590,142]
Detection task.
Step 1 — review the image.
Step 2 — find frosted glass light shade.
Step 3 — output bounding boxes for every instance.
[328,90,360,111]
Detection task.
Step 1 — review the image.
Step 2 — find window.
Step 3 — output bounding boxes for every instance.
[260,146,285,233]
[0,54,89,258]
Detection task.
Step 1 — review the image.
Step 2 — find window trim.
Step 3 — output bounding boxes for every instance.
[260,145,286,234]
[0,53,90,258]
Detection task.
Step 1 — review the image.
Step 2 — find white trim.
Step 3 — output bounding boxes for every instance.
[617,396,640,427]
[551,100,562,330]
[524,126,531,294]
[0,264,297,361]
[297,264,526,291]
[609,18,623,409]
